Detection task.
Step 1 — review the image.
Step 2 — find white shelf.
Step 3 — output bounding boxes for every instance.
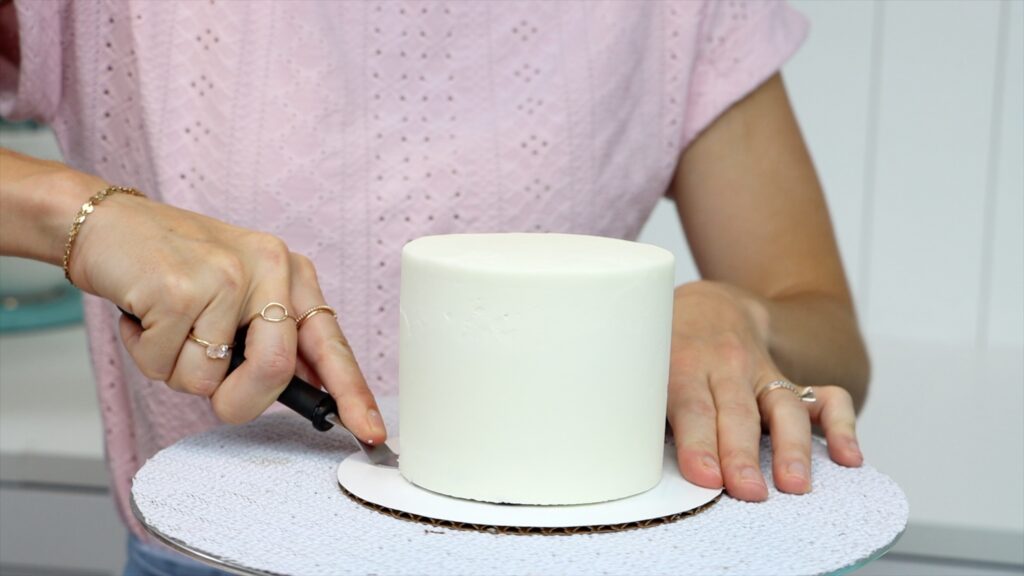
[0,325,109,488]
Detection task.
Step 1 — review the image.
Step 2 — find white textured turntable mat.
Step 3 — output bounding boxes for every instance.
[337,440,721,528]
[132,397,908,576]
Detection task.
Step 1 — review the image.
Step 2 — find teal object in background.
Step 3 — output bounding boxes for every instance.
[1,119,80,332]
[0,118,42,130]
[0,286,84,332]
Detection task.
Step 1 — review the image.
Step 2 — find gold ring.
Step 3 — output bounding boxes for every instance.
[758,380,816,403]
[187,332,234,360]
[296,305,338,329]
[248,302,295,324]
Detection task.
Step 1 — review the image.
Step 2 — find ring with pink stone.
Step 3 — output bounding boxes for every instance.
[187,331,234,360]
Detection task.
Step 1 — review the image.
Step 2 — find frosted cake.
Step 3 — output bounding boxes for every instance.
[398,233,674,505]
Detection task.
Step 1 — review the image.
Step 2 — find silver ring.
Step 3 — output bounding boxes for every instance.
[759,380,816,403]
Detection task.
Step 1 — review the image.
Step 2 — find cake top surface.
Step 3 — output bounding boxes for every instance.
[402,233,673,274]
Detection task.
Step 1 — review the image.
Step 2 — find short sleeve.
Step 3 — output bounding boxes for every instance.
[681,0,808,149]
[0,0,64,123]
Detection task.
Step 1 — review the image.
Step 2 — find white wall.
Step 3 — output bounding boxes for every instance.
[639,0,1024,564]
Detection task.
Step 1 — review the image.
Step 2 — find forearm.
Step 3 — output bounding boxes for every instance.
[0,148,105,264]
[758,291,870,412]
[673,73,869,411]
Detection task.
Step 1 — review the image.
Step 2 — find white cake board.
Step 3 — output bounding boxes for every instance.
[337,439,722,531]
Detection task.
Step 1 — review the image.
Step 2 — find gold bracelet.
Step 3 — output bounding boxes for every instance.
[62,185,145,285]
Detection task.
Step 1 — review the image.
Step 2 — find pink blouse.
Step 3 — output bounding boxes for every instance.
[1,0,807,537]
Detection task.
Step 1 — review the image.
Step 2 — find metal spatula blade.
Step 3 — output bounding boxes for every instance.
[325,413,400,468]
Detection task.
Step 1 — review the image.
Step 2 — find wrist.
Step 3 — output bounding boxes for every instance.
[675,280,772,345]
[0,151,106,265]
[64,186,146,292]
[738,290,772,346]
[47,171,110,267]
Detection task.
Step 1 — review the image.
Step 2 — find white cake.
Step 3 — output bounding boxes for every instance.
[398,233,674,505]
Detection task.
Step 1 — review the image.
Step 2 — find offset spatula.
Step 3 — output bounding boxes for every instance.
[119,309,399,467]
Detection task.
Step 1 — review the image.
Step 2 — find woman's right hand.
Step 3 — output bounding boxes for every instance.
[1,152,385,442]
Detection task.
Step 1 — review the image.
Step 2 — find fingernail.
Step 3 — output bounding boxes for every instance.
[739,466,760,483]
[847,438,863,457]
[786,461,808,480]
[366,409,385,437]
[701,454,719,472]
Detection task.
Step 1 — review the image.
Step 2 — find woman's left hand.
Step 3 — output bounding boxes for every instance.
[667,280,864,501]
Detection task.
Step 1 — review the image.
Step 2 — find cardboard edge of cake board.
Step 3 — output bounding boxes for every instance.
[339,485,723,536]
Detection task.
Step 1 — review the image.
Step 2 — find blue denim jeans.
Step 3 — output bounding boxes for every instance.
[123,534,233,576]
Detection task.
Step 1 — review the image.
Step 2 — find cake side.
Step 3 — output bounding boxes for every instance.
[398,233,674,505]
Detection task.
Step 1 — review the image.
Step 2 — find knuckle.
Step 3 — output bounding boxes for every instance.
[140,364,172,383]
[291,253,318,283]
[126,346,172,382]
[214,252,246,291]
[820,385,851,402]
[679,441,718,459]
[670,346,702,374]
[775,444,810,460]
[326,333,354,356]
[212,403,252,426]
[714,334,751,372]
[158,274,199,315]
[165,372,218,397]
[716,399,759,422]
[719,447,758,466]
[251,233,290,268]
[159,272,193,295]
[310,334,355,371]
[121,288,143,315]
[184,376,220,397]
[254,344,296,384]
[678,397,717,421]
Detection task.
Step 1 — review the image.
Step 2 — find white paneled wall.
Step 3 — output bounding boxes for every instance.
[783,0,876,303]
[988,0,1024,350]
[868,1,1004,344]
[638,0,1024,564]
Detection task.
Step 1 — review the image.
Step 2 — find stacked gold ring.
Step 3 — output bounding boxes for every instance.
[296,305,338,329]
